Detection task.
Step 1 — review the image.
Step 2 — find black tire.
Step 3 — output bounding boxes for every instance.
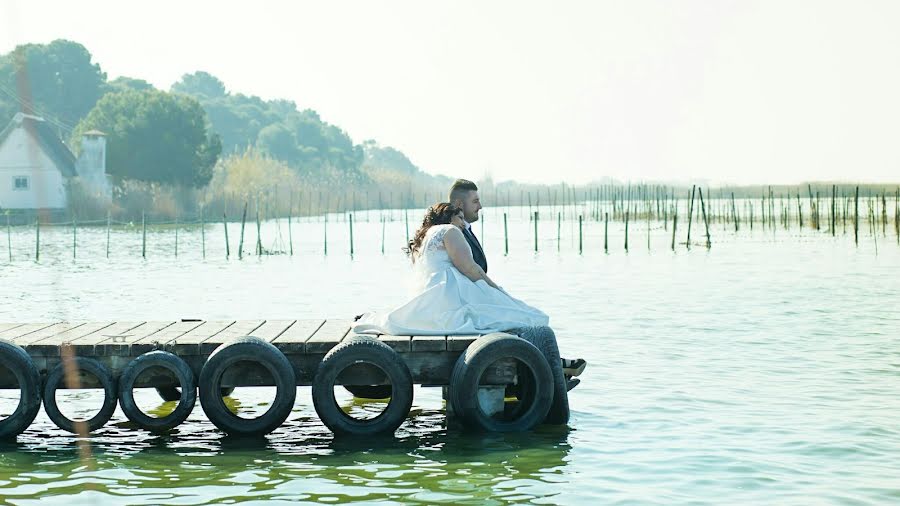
[43,357,118,434]
[119,351,196,433]
[510,327,570,425]
[156,386,234,402]
[0,339,42,439]
[449,333,552,432]
[342,384,392,399]
[312,336,413,436]
[198,336,295,436]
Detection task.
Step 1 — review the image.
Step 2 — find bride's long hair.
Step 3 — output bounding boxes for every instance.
[405,202,461,261]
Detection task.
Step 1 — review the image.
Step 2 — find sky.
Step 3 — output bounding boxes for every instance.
[2,0,899,185]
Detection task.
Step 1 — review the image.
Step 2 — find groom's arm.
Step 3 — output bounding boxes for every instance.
[445,228,500,289]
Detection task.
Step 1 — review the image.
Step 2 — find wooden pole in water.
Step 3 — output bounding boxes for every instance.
[255,201,262,256]
[603,213,609,253]
[142,212,146,259]
[624,207,629,252]
[557,212,561,252]
[831,185,836,236]
[646,203,651,250]
[349,213,354,256]
[503,212,509,256]
[174,212,179,258]
[895,187,899,244]
[238,202,247,260]
[288,193,294,256]
[106,210,111,258]
[579,214,583,254]
[686,186,695,249]
[6,213,10,262]
[201,206,206,259]
[699,187,711,249]
[854,186,859,245]
[72,214,77,260]
[731,192,739,232]
[671,206,678,251]
[35,218,39,262]
[223,212,230,258]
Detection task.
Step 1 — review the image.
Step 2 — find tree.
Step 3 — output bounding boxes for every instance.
[171,71,226,98]
[0,39,106,129]
[72,89,221,187]
[106,76,155,93]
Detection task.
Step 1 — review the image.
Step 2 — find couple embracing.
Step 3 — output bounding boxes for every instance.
[353,179,585,391]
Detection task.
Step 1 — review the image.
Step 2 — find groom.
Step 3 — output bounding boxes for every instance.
[448,179,487,273]
[448,178,584,405]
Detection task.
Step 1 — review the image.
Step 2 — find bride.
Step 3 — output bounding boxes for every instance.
[353,203,550,336]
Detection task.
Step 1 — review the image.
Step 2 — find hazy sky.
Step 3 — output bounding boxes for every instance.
[3,1,899,185]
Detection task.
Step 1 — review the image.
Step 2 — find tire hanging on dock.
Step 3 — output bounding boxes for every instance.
[119,351,197,432]
[449,333,552,432]
[312,336,413,436]
[43,357,118,434]
[198,336,296,436]
[508,327,570,425]
[0,339,42,439]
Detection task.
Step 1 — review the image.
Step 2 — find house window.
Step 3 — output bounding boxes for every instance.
[13,176,29,191]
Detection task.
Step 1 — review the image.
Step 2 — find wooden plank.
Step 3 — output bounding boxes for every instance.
[92,321,176,356]
[0,322,57,341]
[26,321,117,355]
[198,319,266,354]
[89,321,169,346]
[446,334,480,352]
[68,321,146,346]
[243,320,296,342]
[377,334,411,353]
[304,320,351,353]
[271,319,325,353]
[14,322,88,346]
[131,320,206,346]
[411,335,447,352]
[169,320,234,346]
[0,323,25,334]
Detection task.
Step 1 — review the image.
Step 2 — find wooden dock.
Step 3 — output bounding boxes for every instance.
[0,320,564,438]
[0,319,484,387]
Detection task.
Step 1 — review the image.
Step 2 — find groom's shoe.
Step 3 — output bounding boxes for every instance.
[566,377,581,392]
[562,358,587,377]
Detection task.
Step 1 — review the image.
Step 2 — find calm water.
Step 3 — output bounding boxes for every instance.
[1,209,899,504]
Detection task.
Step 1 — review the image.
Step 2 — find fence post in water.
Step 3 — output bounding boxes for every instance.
[731,192,739,232]
[174,212,179,258]
[255,202,263,256]
[141,212,146,259]
[533,211,539,252]
[106,210,111,258]
[503,212,509,256]
[895,188,899,244]
[699,187,711,249]
[72,214,77,260]
[35,218,40,262]
[604,212,609,253]
[578,214,583,254]
[557,212,561,252]
[349,213,354,257]
[671,207,678,251]
[624,207,629,252]
[686,186,695,249]
[200,206,206,259]
[287,194,293,256]
[854,186,859,245]
[223,212,230,259]
[238,202,247,260]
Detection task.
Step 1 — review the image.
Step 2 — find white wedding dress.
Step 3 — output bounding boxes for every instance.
[353,224,549,335]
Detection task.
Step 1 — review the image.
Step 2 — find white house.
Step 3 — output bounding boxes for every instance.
[0,113,111,210]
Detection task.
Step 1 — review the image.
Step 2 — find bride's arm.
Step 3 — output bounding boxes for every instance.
[444,227,502,290]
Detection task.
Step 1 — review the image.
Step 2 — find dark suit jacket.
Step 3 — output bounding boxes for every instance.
[464,226,487,273]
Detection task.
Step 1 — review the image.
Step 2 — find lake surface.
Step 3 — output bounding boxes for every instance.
[1,208,899,504]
